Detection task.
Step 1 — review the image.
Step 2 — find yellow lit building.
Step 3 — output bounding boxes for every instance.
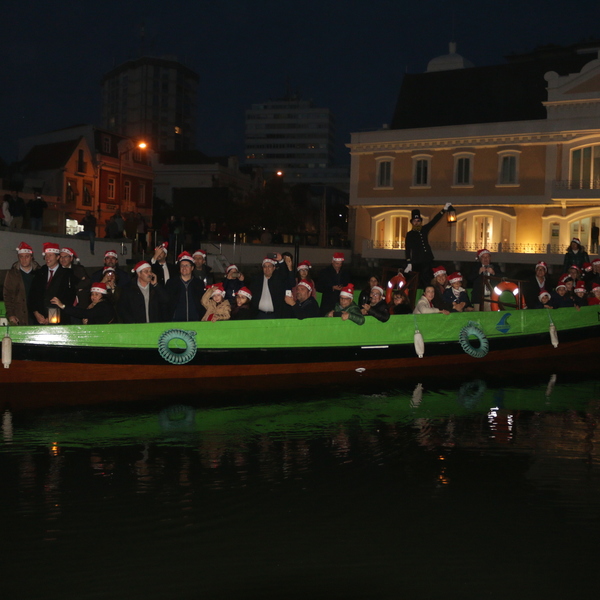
[348,43,600,272]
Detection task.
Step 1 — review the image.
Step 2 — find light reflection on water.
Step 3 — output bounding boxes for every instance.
[2,376,600,599]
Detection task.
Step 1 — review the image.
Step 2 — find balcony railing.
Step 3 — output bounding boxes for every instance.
[368,240,570,255]
[553,179,600,190]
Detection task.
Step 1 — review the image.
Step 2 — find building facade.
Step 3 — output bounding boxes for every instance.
[102,56,199,153]
[348,43,600,271]
[245,97,348,186]
[18,125,153,235]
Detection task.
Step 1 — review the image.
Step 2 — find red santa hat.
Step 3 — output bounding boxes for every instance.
[16,242,33,254]
[226,264,239,273]
[538,291,551,301]
[208,282,225,297]
[42,242,60,255]
[477,249,490,260]
[593,259,600,267]
[103,266,116,274]
[448,271,463,284]
[568,264,581,272]
[156,242,168,255]
[556,282,567,291]
[90,282,108,295]
[371,285,385,296]
[592,283,600,293]
[132,261,151,273]
[332,252,345,262]
[60,247,77,258]
[297,280,313,293]
[574,281,587,294]
[571,237,582,246]
[177,251,194,264]
[262,256,277,265]
[192,249,206,258]
[582,262,592,272]
[535,261,547,271]
[104,250,118,259]
[297,260,312,271]
[432,266,447,277]
[236,287,252,300]
[340,283,355,299]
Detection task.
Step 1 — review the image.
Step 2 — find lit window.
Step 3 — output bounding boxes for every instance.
[108,178,115,200]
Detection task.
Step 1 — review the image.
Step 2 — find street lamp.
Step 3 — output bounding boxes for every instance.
[119,140,148,213]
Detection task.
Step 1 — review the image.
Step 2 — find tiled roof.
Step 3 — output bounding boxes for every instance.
[21,138,81,170]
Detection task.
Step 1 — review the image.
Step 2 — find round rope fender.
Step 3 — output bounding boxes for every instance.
[385,273,407,304]
[459,322,489,359]
[489,280,526,311]
[158,329,198,365]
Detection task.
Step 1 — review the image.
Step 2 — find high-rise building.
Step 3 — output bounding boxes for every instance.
[102,56,199,153]
[244,97,339,183]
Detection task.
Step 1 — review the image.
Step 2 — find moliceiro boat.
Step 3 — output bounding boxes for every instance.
[1,305,599,391]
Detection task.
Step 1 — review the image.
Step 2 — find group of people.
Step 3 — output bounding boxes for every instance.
[4,236,600,329]
[2,246,388,327]
[1,194,47,230]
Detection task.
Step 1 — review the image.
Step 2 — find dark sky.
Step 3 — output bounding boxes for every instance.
[1,0,599,164]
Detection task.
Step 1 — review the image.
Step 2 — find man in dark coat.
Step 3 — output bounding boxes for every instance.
[249,254,293,319]
[192,249,214,286]
[91,249,131,286]
[317,252,350,316]
[284,280,320,319]
[117,261,169,323]
[151,242,177,287]
[29,242,77,324]
[165,252,206,321]
[404,203,452,286]
[523,261,554,309]
[468,249,504,310]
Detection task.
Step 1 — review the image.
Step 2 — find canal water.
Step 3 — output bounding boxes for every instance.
[2,374,600,600]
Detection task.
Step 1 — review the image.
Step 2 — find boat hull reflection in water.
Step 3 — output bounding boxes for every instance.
[2,375,600,599]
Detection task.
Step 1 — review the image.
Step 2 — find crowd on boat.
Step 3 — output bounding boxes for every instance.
[2,236,600,328]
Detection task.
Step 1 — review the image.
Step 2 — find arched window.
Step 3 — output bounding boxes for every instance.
[497,150,521,186]
[372,210,411,248]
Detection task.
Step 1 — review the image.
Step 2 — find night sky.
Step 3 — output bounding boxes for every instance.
[2,0,599,164]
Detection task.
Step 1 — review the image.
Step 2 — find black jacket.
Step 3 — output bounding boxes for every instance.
[28,265,77,318]
[117,281,169,323]
[317,265,350,316]
[404,210,445,265]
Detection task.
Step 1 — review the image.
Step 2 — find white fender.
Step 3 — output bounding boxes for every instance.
[414,330,424,358]
[2,333,12,369]
[549,323,559,348]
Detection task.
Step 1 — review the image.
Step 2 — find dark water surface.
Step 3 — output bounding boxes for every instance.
[2,374,600,600]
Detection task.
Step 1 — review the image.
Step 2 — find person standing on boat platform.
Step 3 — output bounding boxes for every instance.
[3,242,40,325]
[404,204,452,287]
[118,261,169,323]
[151,242,177,287]
[285,280,320,320]
[28,242,77,325]
[317,252,350,316]
[166,252,206,322]
[468,249,503,311]
[90,250,130,287]
[249,254,293,319]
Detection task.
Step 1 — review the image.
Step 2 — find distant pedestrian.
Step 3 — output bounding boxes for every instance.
[28,195,47,230]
